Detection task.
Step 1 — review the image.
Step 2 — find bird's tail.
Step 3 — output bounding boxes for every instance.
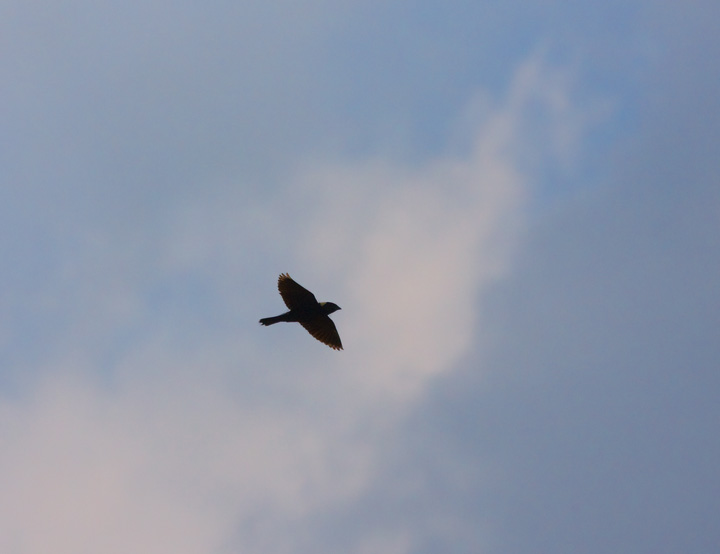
[259,315,284,326]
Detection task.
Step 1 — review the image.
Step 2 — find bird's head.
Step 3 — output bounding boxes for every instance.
[320,302,341,315]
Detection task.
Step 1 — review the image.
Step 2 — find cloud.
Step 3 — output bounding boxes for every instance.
[6,1,717,552]
[0,368,377,554]
[290,54,588,400]
[0,50,588,553]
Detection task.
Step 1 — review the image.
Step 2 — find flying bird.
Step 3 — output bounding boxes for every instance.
[259,273,343,350]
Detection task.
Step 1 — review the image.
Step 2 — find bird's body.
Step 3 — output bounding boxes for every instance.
[259,273,343,350]
[259,303,336,326]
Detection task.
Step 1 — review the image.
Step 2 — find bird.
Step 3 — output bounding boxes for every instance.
[259,273,343,350]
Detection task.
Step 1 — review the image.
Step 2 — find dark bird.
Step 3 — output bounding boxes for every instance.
[259,273,343,350]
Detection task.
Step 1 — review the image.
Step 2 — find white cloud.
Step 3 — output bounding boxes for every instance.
[0,53,589,553]
[0,369,376,554]
[292,55,586,400]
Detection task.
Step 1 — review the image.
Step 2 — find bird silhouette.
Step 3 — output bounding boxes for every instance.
[259,273,343,350]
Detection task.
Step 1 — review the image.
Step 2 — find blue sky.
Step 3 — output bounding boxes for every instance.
[1,1,719,552]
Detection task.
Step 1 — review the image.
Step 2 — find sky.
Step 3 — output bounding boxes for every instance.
[1,1,719,553]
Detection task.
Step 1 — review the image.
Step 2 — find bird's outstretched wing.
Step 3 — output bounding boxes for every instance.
[300,315,343,350]
[278,273,317,310]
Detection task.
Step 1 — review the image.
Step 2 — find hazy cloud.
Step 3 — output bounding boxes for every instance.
[0,0,717,553]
